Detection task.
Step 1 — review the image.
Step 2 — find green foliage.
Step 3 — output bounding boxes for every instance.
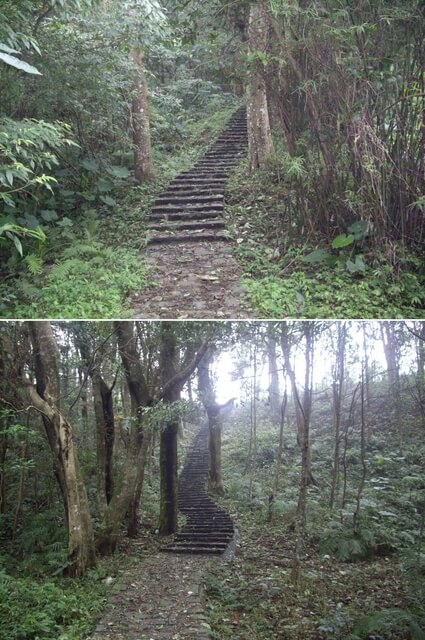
[0,568,106,640]
[0,117,77,207]
[7,243,147,318]
[0,223,46,258]
[348,608,425,640]
[319,520,377,561]
[242,253,425,319]
[303,221,369,274]
[0,47,41,75]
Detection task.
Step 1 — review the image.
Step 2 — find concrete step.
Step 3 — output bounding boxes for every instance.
[148,105,246,246]
[148,230,228,244]
[148,219,225,232]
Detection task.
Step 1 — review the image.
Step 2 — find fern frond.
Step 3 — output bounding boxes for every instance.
[351,608,425,640]
[24,253,43,275]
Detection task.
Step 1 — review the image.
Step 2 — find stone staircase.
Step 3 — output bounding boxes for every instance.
[161,424,234,555]
[147,107,247,244]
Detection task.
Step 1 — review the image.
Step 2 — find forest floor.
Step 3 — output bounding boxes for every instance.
[85,523,412,640]
[87,536,217,640]
[203,521,412,640]
[132,241,250,318]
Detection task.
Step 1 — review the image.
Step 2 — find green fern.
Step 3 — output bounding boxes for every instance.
[349,608,425,640]
[24,253,43,275]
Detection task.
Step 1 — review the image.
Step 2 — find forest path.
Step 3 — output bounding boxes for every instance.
[88,424,235,640]
[162,422,235,554]
[88,552,214,640]
[132,107,250,318]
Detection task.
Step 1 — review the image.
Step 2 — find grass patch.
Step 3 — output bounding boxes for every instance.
[7,242,147,318]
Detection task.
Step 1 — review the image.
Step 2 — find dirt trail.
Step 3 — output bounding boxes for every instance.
[87,552,214,640]
[132,107,251,318]
[132,241,250,318]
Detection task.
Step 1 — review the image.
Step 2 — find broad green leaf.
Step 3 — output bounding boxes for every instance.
[41,209,59,222]
[57,217,73,227]
[346,256,366,273]
[22,214,40,229]
[303,248,330,264]
[0,52,42,75]
[332,234,354,249]
[348,220,368,239]
[81,159,99,172]
[106,165,131,179]
[100,195,116,207]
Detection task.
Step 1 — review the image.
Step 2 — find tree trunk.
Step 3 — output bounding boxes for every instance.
[91,373,115,516]
[76,332,116,519]
[280,322,315,585]
[267,323,281,425]
[197,348,230,496]
[158,324,211,535]
[27,322,96,577]
[246,2,274,171]
[380,321,402,449]
[131,48,155,183]
[94,321,151,552]
[159,403,179,535]
[159,324,179,535]
[268,389,287,522]
[330,322,347,510]
[0,412,7,515]
[127,432,150,537]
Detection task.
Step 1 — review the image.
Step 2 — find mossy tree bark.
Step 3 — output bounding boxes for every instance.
[131,48,155,183]
[76,332,116,519]
[246,2,274,171]
[95,321,152,552]
[27,322,96,578]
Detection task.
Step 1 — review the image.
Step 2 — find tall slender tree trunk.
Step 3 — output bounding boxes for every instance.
[158,325,210,535]
[353,371,367,535]
[131,48,155,183]
[280,322,315,585]
[330,323,347,510]
[268,388,287,522]
[0,413,7,515]
[27,322,96,577]
[159,324,180,536]
[246,2,274,171]
[76,334,116,519]
[267,323,281,425]
[159,392,179,536]
[380,321,402,450]
[248,340,258,499]
[91,373,115,516]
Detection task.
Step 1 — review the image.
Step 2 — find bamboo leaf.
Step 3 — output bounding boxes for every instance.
[0,52,42,75]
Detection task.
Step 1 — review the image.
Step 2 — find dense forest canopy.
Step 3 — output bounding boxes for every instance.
[0,320,424,638]
[0,0,424,317]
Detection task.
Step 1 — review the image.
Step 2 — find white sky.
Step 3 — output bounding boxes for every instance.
[213,322,417,404]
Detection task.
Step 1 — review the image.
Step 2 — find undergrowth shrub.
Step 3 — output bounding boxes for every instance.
[348,608,425,640]
[9,243,146,318]
[0,569,106,640]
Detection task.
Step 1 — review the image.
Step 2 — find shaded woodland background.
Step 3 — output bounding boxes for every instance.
[0,320,424,639]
